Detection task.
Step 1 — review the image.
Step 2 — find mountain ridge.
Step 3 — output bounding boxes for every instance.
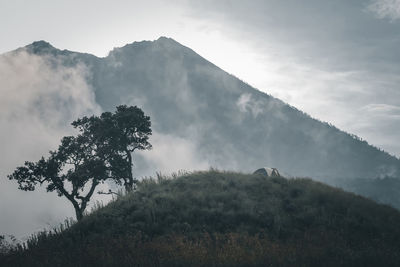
[8,37,400,180]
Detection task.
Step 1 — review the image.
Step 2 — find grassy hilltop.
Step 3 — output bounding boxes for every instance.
[2,170,400,267]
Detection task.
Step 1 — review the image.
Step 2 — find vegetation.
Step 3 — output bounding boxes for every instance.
[330,176,400,210]
[72,105,152,192]
[0,236,10,255]
[2,170,400,266]
[7,105,152,221]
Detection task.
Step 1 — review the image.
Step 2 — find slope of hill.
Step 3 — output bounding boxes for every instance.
[2,171,400,266]
[14,37,400,180]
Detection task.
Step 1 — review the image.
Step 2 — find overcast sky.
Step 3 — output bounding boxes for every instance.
[1,0,400,238]
[1,0,400,157]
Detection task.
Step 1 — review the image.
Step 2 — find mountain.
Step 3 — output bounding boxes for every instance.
[2,171,400,266]
[15,37,399,181]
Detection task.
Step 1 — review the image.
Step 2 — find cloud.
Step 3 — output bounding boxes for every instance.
[352,103,400,156]
[137,132,210,176]
[0,50,101,238]
[2,0,400,238]
[368,0,400,21]
[361,103,400,116]
[179,0,400,158]
[236,93,263,117]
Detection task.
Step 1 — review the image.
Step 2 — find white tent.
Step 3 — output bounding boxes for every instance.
[253,167,280,177]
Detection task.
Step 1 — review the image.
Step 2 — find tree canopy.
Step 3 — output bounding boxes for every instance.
[72,105,152,191]
[8,105,152,221]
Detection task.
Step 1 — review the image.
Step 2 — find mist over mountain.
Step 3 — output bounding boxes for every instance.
[2,36,400,237]
[17,37,400,180]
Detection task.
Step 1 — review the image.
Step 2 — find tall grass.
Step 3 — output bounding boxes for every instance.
[2,170,400,266]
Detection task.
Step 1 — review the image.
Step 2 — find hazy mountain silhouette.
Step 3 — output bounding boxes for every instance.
[14,37,400,180]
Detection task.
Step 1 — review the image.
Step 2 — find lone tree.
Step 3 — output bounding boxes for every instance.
[8,105,152,221]
[72,105,152,192]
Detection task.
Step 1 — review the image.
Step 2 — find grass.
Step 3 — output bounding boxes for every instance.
[2,170,400,266]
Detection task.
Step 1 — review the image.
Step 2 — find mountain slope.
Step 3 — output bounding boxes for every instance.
[11,37,400,179]
[2,171,400,266]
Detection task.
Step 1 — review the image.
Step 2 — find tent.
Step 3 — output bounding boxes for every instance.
[253,167,280,177]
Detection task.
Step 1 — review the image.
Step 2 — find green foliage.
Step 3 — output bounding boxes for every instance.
[0,235,6,255]
[0,235,18,257]
[5,231,399,267]
[3,170,400,266]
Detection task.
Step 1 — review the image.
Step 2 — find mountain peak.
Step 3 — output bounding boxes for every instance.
[155,36,180,44]
[31,40,53,48]
[107,36,194,61]
[25,40,56,54]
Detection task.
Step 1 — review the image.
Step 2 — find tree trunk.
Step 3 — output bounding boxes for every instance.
[72,201,83,221]
[125,150,134,192]
[75,208,83,221]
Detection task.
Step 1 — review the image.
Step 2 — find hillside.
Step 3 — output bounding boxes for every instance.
[2,171,400,266]
[14,37,400,180]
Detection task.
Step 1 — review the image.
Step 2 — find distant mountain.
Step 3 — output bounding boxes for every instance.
[12,37,400,179]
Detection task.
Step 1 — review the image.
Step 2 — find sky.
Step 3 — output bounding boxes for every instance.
[1,0,400,156]
[1,0,400,237]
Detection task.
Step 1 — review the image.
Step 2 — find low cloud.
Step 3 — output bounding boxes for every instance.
[361,103,400,116]
[236,93,264,117]
[353,103,400,156]
[0,50,101,238]
[134,131,210,177]
[368,0,400,21]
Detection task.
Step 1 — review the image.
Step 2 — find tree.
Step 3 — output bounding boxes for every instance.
[8,134,108,221]
[72,105,152,192]
[8,105,152,221]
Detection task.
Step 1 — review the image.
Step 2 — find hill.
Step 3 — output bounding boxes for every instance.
[14,37,400,180]
[2,171,400,266]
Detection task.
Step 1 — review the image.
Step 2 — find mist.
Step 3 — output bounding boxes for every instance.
[2,2,400,264]
[2,37,400,238]
[0,45,218,238]
[0,50,100,238]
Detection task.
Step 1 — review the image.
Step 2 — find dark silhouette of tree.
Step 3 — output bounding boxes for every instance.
[8,105,152,221]
[8,134,108,221]
[72,105,152,192]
